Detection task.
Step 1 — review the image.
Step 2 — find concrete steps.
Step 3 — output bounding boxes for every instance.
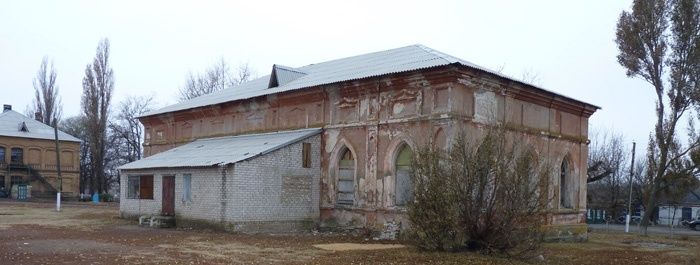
[138,215,176,228]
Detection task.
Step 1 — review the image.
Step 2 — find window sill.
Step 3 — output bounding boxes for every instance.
[555,208,580,214]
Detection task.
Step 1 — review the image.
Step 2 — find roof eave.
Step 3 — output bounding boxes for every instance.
[118,128,322,171]
[452,62,601,117]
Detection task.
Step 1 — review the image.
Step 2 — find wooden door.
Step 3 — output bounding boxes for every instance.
[161,175,175,216]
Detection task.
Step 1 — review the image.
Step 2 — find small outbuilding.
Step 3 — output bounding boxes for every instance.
[118,128,321,232]
[656,189,700,226]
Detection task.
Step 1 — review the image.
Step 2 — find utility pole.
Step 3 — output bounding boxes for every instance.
[625,141,636,233]
[53,119,62,212]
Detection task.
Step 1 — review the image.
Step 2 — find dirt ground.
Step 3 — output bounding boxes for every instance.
[0,200,699,265]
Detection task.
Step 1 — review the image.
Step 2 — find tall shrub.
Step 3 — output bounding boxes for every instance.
[408,128,551,256]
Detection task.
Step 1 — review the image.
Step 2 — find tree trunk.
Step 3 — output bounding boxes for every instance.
[640,180,661,236]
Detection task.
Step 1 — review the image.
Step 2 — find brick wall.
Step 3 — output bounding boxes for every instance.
[119,134,321,232]
[231,134,321,224]
[119,172,163,216]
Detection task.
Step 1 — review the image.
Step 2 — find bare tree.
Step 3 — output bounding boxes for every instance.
[615,0,700,235]
[60,96,153,197]
[81,38,114,194]
[59,115,92,195]
[28,56,62,125]
[109,95,153,162]
[492,64,543,86]
[178,58,253,101]
[520,68,542,86]
[587,129,629,218]
[587,129,628,184]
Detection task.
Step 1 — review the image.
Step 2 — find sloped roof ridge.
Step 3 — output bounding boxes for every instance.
[141,44,599,118]
[414,44,460,64]
[0,110,81,142]
[295,44,423,70]
[274,64,307,74]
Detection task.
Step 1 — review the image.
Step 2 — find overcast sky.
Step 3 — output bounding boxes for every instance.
[0,0,652,150]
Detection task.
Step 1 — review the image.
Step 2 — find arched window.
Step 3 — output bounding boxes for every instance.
[560,157,572,209]
[395,144,414,206]
[10,148,23,165]
[336,147,355,206]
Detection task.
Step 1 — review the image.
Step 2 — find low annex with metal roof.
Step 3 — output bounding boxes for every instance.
[142,44,599,118]
[0,107,81,142]
[118,128,321,170]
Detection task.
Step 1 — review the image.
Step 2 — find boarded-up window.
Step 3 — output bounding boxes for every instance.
[140,175,154,199]
[302,142,311,168]
[474,90,497,123]
[336,148,355,206]
[434,87,449,111]
[182,174,192,202]
[128,175,153,199]
[395,144,413,206]
[45,150,57,165]
[28,149,41,166]
[61,151,74,166]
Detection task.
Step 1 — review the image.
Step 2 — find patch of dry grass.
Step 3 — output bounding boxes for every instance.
[2,201,699,264]
[313,243,405,251]
[157,239,326,264]
[540,233,700,265]
[0,202,125,230]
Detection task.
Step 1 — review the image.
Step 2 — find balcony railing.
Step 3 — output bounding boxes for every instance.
[2,162,77,172]
[43,164,76,171]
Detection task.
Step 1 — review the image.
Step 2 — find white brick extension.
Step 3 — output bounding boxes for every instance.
[119,134,321,232]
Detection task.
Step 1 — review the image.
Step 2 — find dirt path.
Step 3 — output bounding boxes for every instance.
[313,243,405,251]
[0,200,698,264]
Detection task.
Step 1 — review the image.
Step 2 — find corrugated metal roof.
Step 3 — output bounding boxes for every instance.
[118,128,321,170]
[0,110,81,142]
[270,64,307,87]
[143,44,599,117]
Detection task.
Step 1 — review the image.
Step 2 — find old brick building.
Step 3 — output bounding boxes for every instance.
[119,45,598,237]
[0,105,81,198]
